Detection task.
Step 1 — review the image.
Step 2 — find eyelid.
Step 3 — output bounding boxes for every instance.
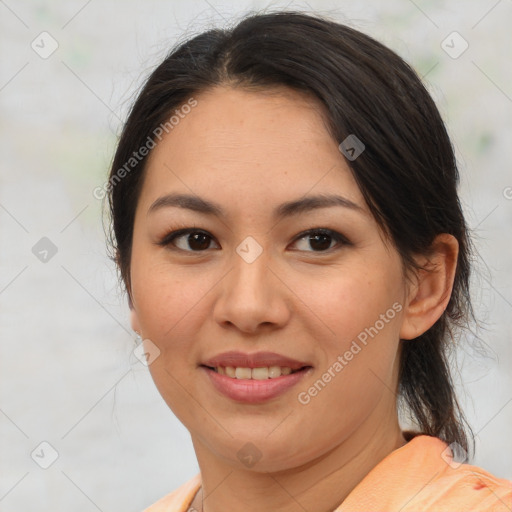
[290,228,350,251]
[157,227,219,250]
[157,227,350,253]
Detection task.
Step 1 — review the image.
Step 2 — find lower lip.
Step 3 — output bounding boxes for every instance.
[200,366,312,404]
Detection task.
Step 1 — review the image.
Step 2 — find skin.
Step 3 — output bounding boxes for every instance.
[128,86,459,512]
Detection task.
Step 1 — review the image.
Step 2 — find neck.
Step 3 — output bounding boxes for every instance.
[189,406,406,512]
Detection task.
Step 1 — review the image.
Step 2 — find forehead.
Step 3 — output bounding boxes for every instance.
[140,86,365,214]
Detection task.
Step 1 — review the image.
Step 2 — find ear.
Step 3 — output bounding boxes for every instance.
[119,250,139,332]
[399,233,459,340]
[130,301,141,335]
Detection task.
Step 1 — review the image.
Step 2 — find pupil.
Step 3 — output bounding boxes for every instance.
[185,232,332,251]
[310,234,331,251]
[189,232,210,251]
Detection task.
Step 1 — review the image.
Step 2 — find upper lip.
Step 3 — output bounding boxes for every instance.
[201,351,312,370]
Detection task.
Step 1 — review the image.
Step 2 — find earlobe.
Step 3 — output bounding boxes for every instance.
[399,233,458,340]
[130,304,141,335]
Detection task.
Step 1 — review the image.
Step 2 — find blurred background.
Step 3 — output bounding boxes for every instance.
[1,0,511,510]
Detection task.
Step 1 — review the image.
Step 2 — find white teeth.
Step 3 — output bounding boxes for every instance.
[251,367,268,380]
[268,366,281,378]
[214,366,298,379]
[235,367,252,379]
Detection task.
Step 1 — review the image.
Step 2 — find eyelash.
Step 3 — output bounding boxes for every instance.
[156,227,351,254]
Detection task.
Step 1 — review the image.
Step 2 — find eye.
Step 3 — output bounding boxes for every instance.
[290,228,349,252]
[157,227,350,253]
[157,229,219,252]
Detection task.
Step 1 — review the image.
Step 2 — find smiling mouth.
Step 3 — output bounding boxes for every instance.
[201,365,311,379]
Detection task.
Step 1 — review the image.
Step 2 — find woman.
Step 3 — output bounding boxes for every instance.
[106,11,511,512]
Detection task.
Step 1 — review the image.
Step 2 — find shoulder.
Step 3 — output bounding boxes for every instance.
[424,461,512,511]
[338,434,512,511]
[142,473,201,512]
[393,435,512,511]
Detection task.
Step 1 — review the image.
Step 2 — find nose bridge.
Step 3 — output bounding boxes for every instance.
[229,234,272,301]
[213,234,289,331]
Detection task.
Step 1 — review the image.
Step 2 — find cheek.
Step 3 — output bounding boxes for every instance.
[131,237,189,318]
[293,273,403,445]
[130,265,210,420]
[130,258,220,362]
[300,262,402,348]
[298,260,404,402]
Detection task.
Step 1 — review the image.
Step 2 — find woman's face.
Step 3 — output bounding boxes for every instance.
[129,86,409,471]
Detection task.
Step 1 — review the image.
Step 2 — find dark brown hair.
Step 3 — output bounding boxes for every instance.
[107,11,474,455]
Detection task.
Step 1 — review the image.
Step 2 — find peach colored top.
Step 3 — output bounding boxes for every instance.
[143,435,512,511]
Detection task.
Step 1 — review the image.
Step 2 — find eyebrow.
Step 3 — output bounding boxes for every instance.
[147,192,365,219]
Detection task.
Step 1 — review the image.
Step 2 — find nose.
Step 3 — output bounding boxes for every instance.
[212,243,291,334]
